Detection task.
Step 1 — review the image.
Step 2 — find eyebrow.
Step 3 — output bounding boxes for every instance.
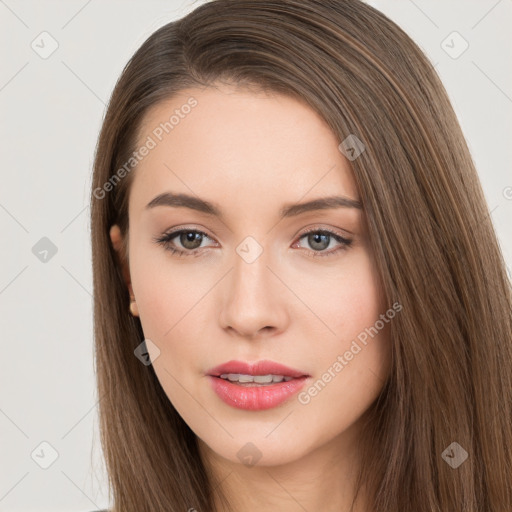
[145,192,362,219]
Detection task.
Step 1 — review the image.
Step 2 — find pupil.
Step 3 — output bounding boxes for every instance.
[309,233,329,250]
[181,232,202,249]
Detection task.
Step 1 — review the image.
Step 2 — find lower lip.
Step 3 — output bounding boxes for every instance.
[207,375,308,411]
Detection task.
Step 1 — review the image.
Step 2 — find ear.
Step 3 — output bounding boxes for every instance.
[109,224,133,297]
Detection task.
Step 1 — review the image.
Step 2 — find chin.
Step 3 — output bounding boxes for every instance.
[199,430,317,469]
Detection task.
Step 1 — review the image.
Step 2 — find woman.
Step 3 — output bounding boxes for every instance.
[90,0,512,510]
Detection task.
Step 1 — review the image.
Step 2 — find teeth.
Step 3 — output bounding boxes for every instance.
[254,375,274,383]
[219,373,295,383]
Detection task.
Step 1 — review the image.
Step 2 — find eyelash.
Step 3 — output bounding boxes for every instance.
[153,226,353,258]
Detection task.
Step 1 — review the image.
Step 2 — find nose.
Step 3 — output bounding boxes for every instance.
[218,243,289,339]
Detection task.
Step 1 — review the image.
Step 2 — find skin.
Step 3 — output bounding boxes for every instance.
[110,83,392,512]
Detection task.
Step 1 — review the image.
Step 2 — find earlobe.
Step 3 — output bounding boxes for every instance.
[129,299,139,317]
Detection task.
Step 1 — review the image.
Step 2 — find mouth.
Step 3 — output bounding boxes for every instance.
[214,373,295,386]
[207,359,309,380]
[206,360,310,410]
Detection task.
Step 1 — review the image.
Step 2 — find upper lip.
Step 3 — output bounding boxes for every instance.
[207,359,309,378]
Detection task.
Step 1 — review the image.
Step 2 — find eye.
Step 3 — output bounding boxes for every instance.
[293,228,353,257]
[153,228,216,257]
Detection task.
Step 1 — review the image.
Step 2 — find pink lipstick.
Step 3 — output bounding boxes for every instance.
[206,360,309,411]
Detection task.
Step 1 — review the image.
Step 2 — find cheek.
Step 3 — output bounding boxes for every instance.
[129,241,204,356]
[131,263,209,411]
[135,276,207,363]
[301,250,391,403]
[309,251,384,344]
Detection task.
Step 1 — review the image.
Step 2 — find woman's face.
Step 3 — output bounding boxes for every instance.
[110,83,392,468]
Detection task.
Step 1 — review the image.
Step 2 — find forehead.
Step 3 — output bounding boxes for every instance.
[129,84,359,216]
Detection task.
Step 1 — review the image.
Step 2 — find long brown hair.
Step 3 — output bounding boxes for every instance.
[90,1,512,510]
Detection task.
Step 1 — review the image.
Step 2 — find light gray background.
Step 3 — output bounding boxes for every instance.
[1,1,511,511]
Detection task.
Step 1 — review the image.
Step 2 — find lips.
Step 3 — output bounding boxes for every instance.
[207,359,309,379]
[206,359,310,410]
